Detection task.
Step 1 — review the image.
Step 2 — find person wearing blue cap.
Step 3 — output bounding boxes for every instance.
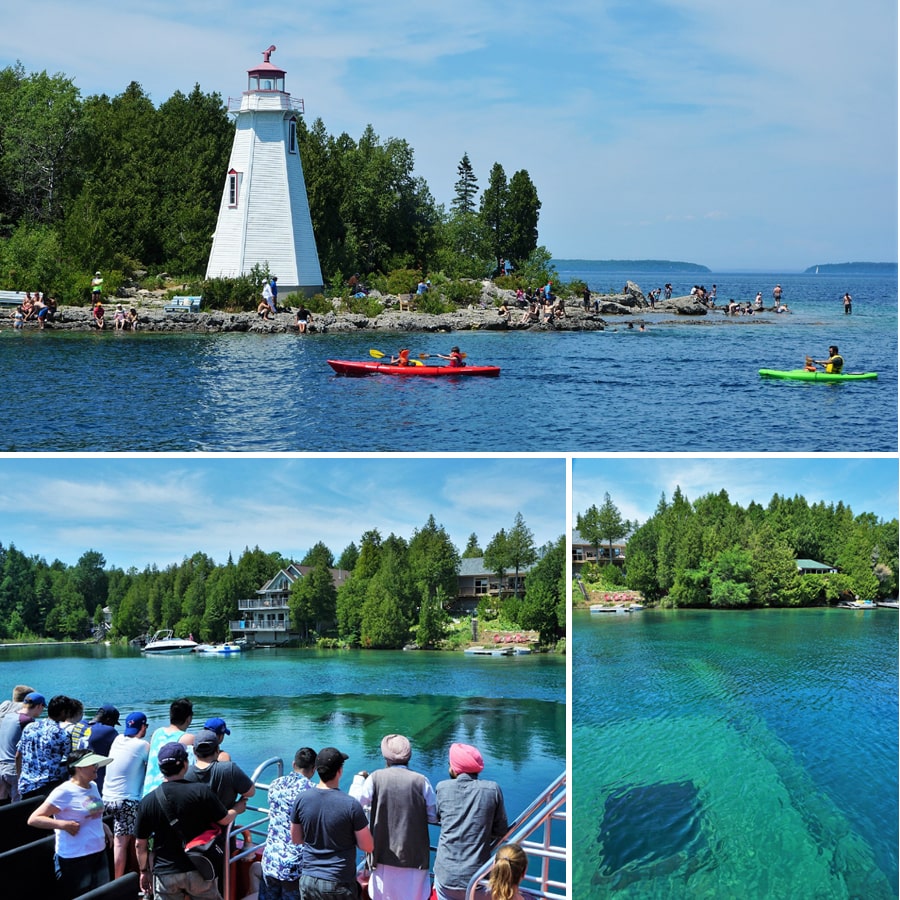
[203,717,232,762]
[102,712,150,878]
[0,691,45,804]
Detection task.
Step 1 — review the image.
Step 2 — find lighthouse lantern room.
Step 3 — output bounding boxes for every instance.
[206,45,323,296]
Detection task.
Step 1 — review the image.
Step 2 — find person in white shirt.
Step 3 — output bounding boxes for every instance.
[28,749,114,897]
[102,711,150,877]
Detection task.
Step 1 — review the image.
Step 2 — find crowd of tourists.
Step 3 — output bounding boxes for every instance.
[0,685,534,900]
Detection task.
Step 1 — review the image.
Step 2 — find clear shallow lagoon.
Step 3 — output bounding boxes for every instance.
[0,270,895,451]
[0,643,564,822]
[572,608,898,898]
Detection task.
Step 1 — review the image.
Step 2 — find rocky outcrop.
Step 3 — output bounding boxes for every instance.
[4,281,756,334]
[652,295,710,316]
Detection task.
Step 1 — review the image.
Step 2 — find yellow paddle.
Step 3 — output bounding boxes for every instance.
[369,349,423,366]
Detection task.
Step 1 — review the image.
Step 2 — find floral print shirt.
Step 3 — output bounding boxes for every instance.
[261,771,314,881]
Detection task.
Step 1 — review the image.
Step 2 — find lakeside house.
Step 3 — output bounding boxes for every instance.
[230,557,533,643]
[572,529,626,577]
[230,563,350,644]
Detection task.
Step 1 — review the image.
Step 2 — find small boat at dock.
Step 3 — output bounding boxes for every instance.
[195,641,243,654]
[464,646,515,656]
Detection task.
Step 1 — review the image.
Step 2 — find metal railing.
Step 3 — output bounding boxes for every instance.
[222,762,567,900]
[466,770,567,900]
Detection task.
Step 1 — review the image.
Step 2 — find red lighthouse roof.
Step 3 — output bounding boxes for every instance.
[247,45,285,92]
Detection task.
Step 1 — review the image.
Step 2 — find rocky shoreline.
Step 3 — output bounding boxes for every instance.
[6,280,787,335]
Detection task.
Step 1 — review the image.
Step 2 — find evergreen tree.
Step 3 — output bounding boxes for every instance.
[505,169,541,267]
[462,533,483,558]
[519,535,565,645]
[407,514,460,608]
[483,528,512,596]
[290,561,338,640]
[452,153,479,215]
[336,542,360,572]
[300,541,336,569]
[479,162,510,273]
[507,513,537,597]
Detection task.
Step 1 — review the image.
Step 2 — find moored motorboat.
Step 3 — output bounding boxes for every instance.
[328,359,500,377]
[590,605,629,614]
[141,629,198,654]
[195,641,243,654]
[759,369,877,382]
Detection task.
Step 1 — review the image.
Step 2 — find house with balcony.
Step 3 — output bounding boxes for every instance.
[453,557,533,615]
[572,529,627,576]
[230,562,350,645]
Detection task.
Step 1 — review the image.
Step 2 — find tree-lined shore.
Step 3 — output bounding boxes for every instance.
[577,490,898,608]
[0,514,565,650]
[0,64,544,306]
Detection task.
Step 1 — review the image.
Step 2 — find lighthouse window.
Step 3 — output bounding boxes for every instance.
[288,119,297,154]
[228,172,239,207]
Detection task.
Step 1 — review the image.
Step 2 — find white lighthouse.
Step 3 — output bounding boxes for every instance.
[206,45,323,296]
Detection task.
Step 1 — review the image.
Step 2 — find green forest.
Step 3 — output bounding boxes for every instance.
[0,64,548,306]
[0,514,565,649]
[577,489,898,607]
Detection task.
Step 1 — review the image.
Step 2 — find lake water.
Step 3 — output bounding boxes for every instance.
[572,607,898,898]
[0,643,564,830]
[0,269,895,451]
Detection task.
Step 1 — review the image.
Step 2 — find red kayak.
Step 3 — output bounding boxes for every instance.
[328,359,500,377]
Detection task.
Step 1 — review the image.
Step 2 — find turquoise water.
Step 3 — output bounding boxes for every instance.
[0,270,895,451]
[573,608,898,898]
[0,644,564,822]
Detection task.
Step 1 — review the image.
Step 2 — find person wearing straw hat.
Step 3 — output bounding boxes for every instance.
[27,748,115,897]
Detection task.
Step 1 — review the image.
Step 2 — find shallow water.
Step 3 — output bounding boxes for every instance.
[572,607,898,898]
[0,271,894,451]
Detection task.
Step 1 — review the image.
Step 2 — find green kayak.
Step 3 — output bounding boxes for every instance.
[759,369,878,382]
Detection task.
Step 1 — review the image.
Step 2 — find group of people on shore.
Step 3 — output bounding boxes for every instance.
[1,687,532,900]
[9,291,57,330]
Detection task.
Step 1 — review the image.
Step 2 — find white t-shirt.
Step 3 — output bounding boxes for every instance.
[46,780,106,858]
[102,735,150,802]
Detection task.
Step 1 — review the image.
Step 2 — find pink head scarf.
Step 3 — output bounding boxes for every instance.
[449,742,484,775]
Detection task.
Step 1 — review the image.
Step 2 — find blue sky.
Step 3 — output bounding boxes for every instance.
[574,457,899,529]
[3,1,895,270]
[0,457,565,569]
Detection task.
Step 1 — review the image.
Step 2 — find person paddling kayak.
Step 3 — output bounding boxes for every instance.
[436,346,466,368]
[806,345,843,374]
[390,348,412,366]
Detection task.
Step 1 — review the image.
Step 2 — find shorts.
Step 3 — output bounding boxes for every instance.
[104,798,139,836]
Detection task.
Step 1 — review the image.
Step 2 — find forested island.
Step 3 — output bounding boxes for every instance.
[803,262,897,275]
[554,259,711,273]
[576,490,898,608]
[0,515,565,650]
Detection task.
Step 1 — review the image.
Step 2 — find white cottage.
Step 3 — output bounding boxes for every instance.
[206,45,323,296]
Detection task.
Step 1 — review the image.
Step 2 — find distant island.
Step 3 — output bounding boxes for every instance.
[803,262,897,275]
[553,259,711,273]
